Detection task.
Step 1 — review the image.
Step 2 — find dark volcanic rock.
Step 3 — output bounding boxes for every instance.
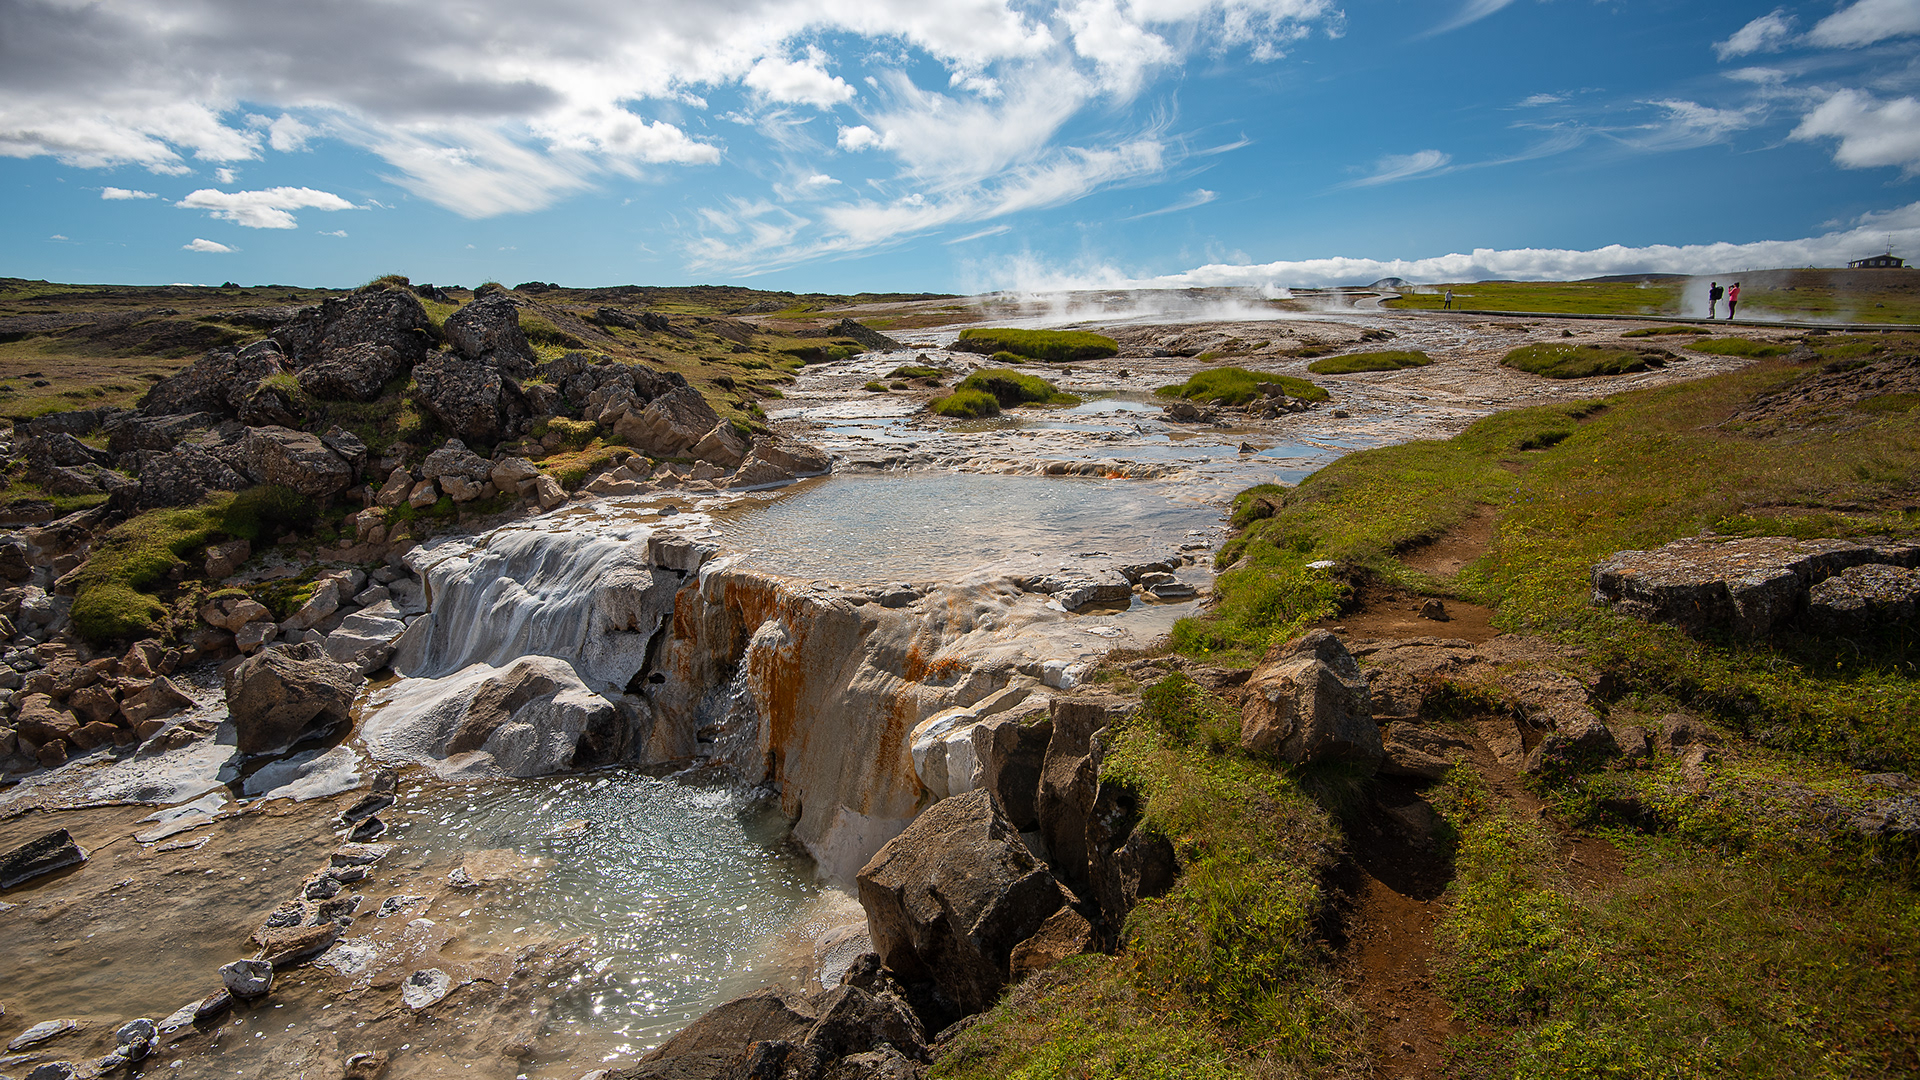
[103,411,223,454]
[240,426,353,496]
[272,287,431,374]
[856,788,1064,1015]
[0,827,87,887]
[412,351,512,443]
[132,444,247,510]
[297,342,405,402]
[442,294,535,377]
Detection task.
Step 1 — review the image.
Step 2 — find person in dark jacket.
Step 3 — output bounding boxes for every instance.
[1707,281,1723,319]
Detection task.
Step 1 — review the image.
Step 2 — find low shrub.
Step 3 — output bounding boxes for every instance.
[955,327,1119,362]
[886,364,945,379]
[221,485,315,542]
[1501,343,1667,378]
[1156,367,1329,406]
[930,389,1001,418]
[1306,350,1433,374]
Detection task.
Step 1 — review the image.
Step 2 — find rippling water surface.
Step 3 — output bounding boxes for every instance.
[393,772,832,1057]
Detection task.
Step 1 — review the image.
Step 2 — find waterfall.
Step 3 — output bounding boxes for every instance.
[391,525,685,692]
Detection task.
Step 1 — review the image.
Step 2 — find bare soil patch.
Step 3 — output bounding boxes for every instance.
[1400,508,1495,577]
[1319,584,1499,643]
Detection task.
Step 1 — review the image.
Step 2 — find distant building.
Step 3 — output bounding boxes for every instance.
[1848,253,1906,269]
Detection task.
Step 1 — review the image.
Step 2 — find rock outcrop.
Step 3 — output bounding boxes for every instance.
[856,788,1065,1015]
[358,656,622,777]
[1592,535,1920,638]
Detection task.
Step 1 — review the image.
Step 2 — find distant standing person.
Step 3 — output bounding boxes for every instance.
[1727,282,1740,320]
[1707,281,1723,319]
[1443,289,1453,310]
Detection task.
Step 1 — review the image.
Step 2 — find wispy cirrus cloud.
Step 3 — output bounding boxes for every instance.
[1125,187,1217,219]
[1715,9,1796,60]
[1340,149,1450,188]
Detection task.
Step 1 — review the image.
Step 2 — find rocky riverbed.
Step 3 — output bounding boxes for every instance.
[0,288,1802,1080]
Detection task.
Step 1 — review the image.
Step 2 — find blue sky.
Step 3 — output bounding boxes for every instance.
[3,0,1918,292]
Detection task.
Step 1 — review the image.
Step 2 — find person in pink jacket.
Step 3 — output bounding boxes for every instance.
[1727,282,1741,320]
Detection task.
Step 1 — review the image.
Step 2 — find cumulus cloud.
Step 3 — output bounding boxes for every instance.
[1808,0,1920,48]
[744,48,856,108]
[182,238,235,253]
[1341,149,1451,188]
[0,0,1336,244]
[1715,10,1796,60]
[1791,89,1920,174]
[837,124,891,152]
[177,186,356,228]
[100,186,157,200]
[993,201,1920,290]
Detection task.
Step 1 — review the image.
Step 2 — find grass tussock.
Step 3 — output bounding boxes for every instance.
[954,368,1077,407]
[956,327,1120,362]
[930,389,1002,418]
[1156,367,1329,407]
[1501,343,1668,379]
[1306,350,1433,375]
[1686,336,1793,358]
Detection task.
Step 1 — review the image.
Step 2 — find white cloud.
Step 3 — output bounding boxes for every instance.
[49,234,68,240]
[183,237,235,253]
[1808,0,1920,48]
[319,229,349,236]
[945,223,1011,243]
[1726,66,1789,85]
[1627,99,1757,150]
[744,48,855,108]
[837,124,891,152]
[214,167,238,184]
[1715,10,1796,60]
[266,115,316,152]
[803,173,840,186]
[1791,89,1920,174]
[1518,93,1565,107]
[177,185,356,228]
[100,186,157,200]
[1126,187,1217,218]
[1341,149,1451,188]
[0,0,1335,231]
[994,200,1920,290]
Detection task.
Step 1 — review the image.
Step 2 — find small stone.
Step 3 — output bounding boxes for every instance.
[377,895,427,918]
[1418,598,1450,622]
[114,1018,155,1047]
[26,1062,76,1080]
[219,958,274,999]
[0,828,87,888]
[305,875,342,900]
[339,791,394,825]
[330,842,394,868]
[402,968,453,1011]
[8,1018,77,1050]
[349,815,387,841]
[193,989,234,1022]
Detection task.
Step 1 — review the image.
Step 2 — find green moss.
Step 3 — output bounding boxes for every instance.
[956,327,1120,362]
[1501,343,1667,378]
[1155,367,1329,406]
[930,388,1001,418]
[1305,350,1433,374]
[863,380,889,392]
[68,497,233,644]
